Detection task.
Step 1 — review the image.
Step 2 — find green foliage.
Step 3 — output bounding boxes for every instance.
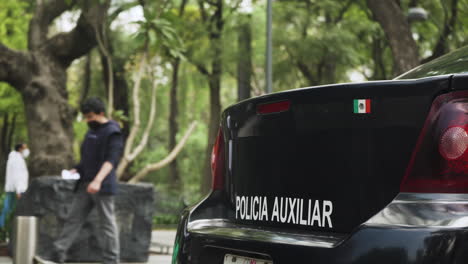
[177,6,212,68]
[0,86,22,114]
[0,0,31,147]
[0,0,31,113]
[132,5,186,58]
[273,0,374,87]
[153,214,179,226]
[0,0,31,50]
[72,119,88,161]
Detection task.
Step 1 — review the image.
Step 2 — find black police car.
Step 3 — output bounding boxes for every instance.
[172,46,468,263]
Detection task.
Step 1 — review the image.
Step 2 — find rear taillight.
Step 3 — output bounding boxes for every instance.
[439,126,468,160]
[401,91,468,193]
[211,127,225,190]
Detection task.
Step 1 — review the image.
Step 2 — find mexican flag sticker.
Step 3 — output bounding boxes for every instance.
[354,99,371,114]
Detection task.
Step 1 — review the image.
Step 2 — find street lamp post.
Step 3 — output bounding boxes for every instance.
[266,0,273,94]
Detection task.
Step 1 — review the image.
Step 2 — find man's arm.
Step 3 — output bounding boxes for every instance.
[87,161,113,194]
[87,133,123,194]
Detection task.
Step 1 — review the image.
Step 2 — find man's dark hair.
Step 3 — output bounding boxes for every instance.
[15,143,25,151]
[81,97,106,115]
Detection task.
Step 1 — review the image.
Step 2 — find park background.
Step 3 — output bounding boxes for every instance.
[0,0,467,227]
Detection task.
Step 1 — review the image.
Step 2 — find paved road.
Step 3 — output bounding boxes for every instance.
[0,230,176,264]
[150,230,176,264]
[149,255,172,264]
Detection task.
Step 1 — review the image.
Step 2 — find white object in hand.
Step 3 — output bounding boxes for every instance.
[61,169,80,180]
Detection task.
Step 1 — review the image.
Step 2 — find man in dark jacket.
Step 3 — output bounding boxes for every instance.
[50,97,123,264]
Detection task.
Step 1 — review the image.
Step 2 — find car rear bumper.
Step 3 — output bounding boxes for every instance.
[172,193,468,263]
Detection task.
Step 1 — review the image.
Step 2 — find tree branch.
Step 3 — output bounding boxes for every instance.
[28,0,77,50]
[302,0,312,38]
[285,46,316,84]
[80,53,92,106]
[367,0,419,75]
[109,1,140,22]
[1,113,9,156]
[422,0,459,63]
[95,22,114,116]
[194,62,210,76]
[44,0,109,67]
[186,54,210,76]
[0,43,32,90]
[7,114,16,153]
[224,0,242,21]
[128,121,197,183]
[117,47,148,179]
[205,0,218,6]
[197,0,208,22]
[334,0,354,23]
[127,67,158,162]
[179,0,188,16]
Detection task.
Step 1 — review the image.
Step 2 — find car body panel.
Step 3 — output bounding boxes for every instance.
[219,76,451,234]
[174,192,468,263]
[173,45,468,263]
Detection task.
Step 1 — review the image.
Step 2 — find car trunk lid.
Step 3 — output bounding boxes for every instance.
[221,76,451,233]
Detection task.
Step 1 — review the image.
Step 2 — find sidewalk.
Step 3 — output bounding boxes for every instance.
[0,230,176,264]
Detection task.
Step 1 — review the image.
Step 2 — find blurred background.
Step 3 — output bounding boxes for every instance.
[0,0,467,227]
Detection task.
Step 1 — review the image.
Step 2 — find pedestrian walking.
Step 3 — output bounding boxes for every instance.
[45,97,123,264]
[0,143,29,229]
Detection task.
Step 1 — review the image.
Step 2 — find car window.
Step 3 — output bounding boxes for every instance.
[396,46,468,79]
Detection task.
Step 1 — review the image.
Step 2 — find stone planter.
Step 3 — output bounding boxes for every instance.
[15,176,154,262]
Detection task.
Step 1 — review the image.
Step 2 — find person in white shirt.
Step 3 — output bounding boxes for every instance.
[0,143,29,228]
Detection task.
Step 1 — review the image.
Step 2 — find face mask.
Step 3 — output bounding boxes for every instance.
[22,149,30,158]
[87,121,101,130]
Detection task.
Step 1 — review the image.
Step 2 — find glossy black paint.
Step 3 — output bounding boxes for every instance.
[222,76,451,233]
[173,49,468,262]
[174,193,468,264]
[187,225,468,263]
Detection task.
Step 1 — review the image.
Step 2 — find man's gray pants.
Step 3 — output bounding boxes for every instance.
[53,184,120,264]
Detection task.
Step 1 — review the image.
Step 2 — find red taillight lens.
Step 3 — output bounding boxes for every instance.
[257,100,291,114]
[439,126,468,160]
[401,91,468,193]
[211,128,225,190]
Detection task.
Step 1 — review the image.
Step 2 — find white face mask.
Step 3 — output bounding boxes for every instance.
[22,149,30,158]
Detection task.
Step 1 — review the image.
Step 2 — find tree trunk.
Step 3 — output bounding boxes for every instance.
[422,0,459,63]
[197,0,224,195]
[202,43,223,194]
[113,57,130,137]
[80,52,91,106]
[296,60,316,85]
[202,73,222,194]
[367,0,419,75]
[0,114,7,187]
[7,113,16,153]
[370,34,388,80]
[166,0,188,187]
[0,0,109,177]
[237,14,252,102]
[0,112,16,185]
[1,113,9,156]
[321,52,337,85]
[22,53,75,176]
[169,58,181,186]
[100,52,130,137]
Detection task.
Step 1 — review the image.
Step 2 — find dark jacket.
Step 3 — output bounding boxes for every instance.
[75,120,123,194]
